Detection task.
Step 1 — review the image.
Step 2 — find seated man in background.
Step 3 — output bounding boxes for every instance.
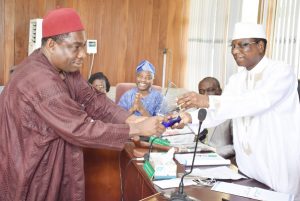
[198,77,235,159]
[118,60,163,116]
[88,72,110,93]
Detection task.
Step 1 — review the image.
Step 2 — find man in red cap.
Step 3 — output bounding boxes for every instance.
[0,8,167,201]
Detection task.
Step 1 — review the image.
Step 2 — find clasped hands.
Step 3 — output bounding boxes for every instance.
[129,93,150,116]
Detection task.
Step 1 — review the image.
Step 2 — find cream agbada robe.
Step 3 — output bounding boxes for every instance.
[191,57,300,199]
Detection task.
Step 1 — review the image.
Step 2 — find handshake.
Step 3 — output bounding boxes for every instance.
[127,90,206,138]
[127,112,192,138]
[161,116,182,128]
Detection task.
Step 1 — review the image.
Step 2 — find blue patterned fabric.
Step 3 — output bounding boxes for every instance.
[136,60,155,77]
[118,87,163,116]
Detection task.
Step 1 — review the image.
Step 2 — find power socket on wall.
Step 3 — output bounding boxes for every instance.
[86,39,97,54]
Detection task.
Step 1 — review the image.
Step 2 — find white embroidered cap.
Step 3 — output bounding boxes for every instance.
[232,22,266,40]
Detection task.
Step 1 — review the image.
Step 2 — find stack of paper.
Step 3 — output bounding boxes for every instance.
[162,133,195,145]
[212,182,294,201]
[162,126,194,136]
[175,143,216,153]
[188,166,246,180]
[153,178,196,189]
[175,152,231,166]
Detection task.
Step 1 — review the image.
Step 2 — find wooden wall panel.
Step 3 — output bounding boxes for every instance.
[15,0,29,65]
[2,0,15,84]
[0,0,4,84]
[0,0,189,87]
[165,0,190,87]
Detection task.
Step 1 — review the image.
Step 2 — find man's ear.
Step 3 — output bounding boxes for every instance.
[44,38,57,53]
[257,40,265,54]
[216,88,222,95]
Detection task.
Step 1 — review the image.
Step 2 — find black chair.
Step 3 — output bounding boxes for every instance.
[298,80,300,102]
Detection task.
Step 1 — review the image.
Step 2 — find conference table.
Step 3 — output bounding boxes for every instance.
[119,143,271,201]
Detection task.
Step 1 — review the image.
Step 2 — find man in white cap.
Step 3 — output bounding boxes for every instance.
[177,22,300,200]
[118,60,163,116]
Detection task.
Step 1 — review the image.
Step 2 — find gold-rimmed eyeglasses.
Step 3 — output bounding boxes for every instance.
[230,41,258,51]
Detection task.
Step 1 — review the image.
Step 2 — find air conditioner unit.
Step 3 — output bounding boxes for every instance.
[28,19,43,55]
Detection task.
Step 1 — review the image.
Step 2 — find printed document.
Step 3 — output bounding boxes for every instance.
[212,181,294,201]
[175,152,231,166]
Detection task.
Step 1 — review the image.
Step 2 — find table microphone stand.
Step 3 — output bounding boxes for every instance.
[170,109,207,201]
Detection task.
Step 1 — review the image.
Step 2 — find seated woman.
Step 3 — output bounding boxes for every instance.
[118,60,163,116]
[88,72,110,94]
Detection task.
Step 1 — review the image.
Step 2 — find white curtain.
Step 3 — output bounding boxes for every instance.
[185,0,243,91]
[261,0,300,78]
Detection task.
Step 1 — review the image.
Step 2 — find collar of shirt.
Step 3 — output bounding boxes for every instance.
[246,56,268,89]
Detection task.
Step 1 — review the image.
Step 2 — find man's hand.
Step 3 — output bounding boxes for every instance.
[177,91,209,110]
[164,112,192,129]
[128,116,166,137]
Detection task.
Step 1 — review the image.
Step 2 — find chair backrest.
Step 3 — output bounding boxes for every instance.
[115,82,162,103]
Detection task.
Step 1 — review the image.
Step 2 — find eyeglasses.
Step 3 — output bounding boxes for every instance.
[230,41,258,51]
[199,87,217,95]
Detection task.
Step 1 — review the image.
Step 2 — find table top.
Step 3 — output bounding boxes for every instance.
[123,143,271,201]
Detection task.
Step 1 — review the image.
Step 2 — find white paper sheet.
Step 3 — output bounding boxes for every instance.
[153,178,196,189]
[162,126,194,137]
[162,133,195,145]
[175,152,231,166]
[212,181,294,201]
[188,166,246,180]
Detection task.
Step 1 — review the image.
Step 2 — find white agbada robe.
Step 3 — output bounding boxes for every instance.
[191,57,300,200]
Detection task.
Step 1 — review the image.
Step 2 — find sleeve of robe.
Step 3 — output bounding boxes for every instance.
[191,61,298,127]
[26,71,131,150]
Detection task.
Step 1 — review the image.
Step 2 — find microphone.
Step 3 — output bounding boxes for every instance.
[170,108,207,201]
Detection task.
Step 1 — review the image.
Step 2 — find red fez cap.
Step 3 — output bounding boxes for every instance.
[42,8,84,38]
